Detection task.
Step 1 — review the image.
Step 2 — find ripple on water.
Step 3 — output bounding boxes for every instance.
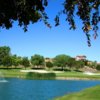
[0,80,8,83]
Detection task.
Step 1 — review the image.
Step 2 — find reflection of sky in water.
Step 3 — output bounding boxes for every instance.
[0,78,100,100]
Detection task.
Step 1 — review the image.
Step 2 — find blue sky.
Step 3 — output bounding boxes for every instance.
[0,0,100,62]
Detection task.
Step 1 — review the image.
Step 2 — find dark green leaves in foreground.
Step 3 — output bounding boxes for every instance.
[55,0,100,46]
[0,0,50,31]
[0,0,100,46]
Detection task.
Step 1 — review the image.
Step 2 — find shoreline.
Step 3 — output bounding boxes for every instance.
[56,77,100,80]
[1,69,100,80]
[2,76,100,80]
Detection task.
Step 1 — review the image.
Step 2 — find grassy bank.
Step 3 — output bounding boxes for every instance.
[55,85,100,100]
[56,72,100,80]
[0,69,56,79]
[0,69,100,80]
[0,69,27,78]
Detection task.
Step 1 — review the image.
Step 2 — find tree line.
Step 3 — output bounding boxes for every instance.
[0,46,100,71]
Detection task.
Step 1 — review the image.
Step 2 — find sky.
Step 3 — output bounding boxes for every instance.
[0,0,100,62]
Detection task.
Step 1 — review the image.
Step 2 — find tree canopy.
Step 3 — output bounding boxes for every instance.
[2,56,12,68]
[31,54,45,67]
[0,46,11,65]
[0,0,100,46]
[54,54,71,71]
[46,61,53,69]
[22,57,30,69]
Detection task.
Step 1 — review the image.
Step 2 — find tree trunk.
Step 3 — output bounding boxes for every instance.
[62,66,64,71]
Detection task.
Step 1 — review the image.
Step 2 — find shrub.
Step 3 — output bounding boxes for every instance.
[96,65,100,70]
[46,62,53,68]
[26,72,56,79]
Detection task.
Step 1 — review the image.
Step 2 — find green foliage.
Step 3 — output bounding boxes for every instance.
[84,60,88,66]
[0,46,11,65]
[0,46,98,71]
[93,61,97,68]
[26,72,56,79]
[0,0,50,31]
[2,56,12,68]
[75,60,85,69]
[89,61,97,68]
[31,54,45,68]
[96,64,100,70]
[54,54,71,71]
[57,0,100,46]
[0,1,99,45]
[67,58,76,69]
[11,55,19,66]
[22,57,30,69]
[46,62,53,68]
[17,56,23,65]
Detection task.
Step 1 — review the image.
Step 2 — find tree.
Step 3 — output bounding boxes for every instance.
[2,56,12,68]
[31,54,45,68]
[22,57,30,69]
[11,55,23,68]
[96,64,100,70]
[0,0,99,45]
[17,56,23,66]
[0,46,11,65]
[11,55,19,67]
[67,58,76,70]
[90,61,97,69]
[75,60,85,69]
[54,54,70,71]
[46,61,53,69]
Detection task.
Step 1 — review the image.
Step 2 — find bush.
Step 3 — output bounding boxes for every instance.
[46,62,53,68]
[96,65,100,70]
[26,72,56,79]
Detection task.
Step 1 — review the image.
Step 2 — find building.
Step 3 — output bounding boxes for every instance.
[44,58,53,62]
[75,55,86,61]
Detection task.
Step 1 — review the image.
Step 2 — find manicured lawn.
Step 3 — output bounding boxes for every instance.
[55,71,100,80]
[55,85,100,100]
[0,69,100,80]
[0,69,27,78]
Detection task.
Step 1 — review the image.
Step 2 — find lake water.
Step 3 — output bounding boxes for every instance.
[0,78,100,100]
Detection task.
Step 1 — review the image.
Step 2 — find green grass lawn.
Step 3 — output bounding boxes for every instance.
[0,69,27,78]
[0,69,100,80]
[55,85,100,100]
[55,71,100,80]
